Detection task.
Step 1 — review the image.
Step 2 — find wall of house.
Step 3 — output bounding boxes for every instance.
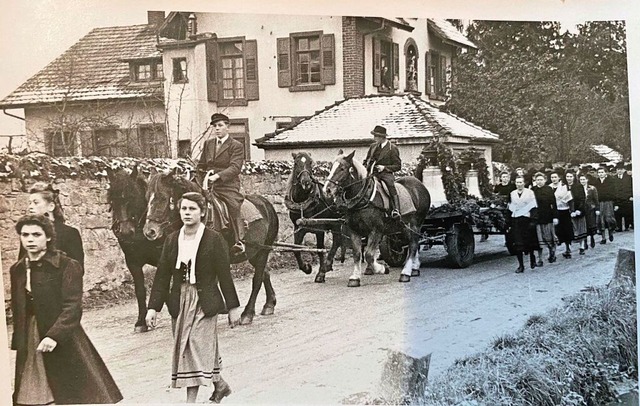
[24,101,165,155]
[163,13,345,161]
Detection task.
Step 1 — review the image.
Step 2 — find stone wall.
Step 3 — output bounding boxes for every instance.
[1,172,294,303]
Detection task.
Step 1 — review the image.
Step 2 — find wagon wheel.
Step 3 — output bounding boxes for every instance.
[380,234,408,267]
[445,223,475,268]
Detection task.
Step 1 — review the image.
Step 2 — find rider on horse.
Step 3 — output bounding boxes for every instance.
[197,113,246,255]
[363,125,402,218]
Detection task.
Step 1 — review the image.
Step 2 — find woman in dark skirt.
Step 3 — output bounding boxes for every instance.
[508,176,539,273]
[11,215,122,405]
[549,171,574,258]
[566,171,588,255]
[20,182,84,268]
[580,173,600,248]
[146,192,241,403]
[531,172,558,265]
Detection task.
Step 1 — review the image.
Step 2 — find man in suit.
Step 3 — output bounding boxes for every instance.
[614,161,633,231]
[363,125,402,218]
[197,113,246,254]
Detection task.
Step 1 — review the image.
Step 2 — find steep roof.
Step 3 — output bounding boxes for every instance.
[427,19,477,49]
[0,24,163,109]
[590,144,623,163]
[256,94,500,148]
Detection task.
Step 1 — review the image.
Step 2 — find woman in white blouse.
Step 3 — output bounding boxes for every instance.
[549,171,574,258]
[508,176,539,273]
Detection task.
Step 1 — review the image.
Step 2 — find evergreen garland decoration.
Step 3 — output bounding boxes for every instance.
[419,138,468,202]
[458,147,493,198]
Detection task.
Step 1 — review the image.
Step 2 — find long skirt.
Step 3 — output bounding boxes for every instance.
[15,316,55,406]
[598,201,617,231]
[510,216,539,253]
[555,209,573,245]
[171,283,221,388]
[585,209,598,235]
[571,216,587,240]
[536,222,557,249]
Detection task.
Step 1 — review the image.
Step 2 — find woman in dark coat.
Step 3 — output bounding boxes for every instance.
[20,182,84,268]
[11,215,122,405]
[146,192,241,403]
[565,171,588,255]
[580,173,600,248]
[531,172,558,265]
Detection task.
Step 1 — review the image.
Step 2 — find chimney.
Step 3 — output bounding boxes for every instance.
[187,13,197,38]
[147,11,166,28]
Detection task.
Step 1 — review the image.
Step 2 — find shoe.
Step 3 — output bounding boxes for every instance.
[548,255,557,263]
[562,251,571,259]
[609,233,614,242]
[536,260,544,267]
[530,262,536,269]
[515,266,524,273]
[579,248,585,255]
[590,237,595,248]
[210,381,232,403]
[231,241,246,255]
[600,239,607,245]
[616,228,623,232]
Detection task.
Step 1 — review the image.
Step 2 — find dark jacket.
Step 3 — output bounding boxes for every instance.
[198,136,245,191]
[11,251,122,404]
[19,222,84,269]
[531,184,558,224]
[567,182,586,217]
[593,176,617,202]
[494,182,516,201]
[614,172,633,204]
[148,227,240,318]
[363,140,401,174]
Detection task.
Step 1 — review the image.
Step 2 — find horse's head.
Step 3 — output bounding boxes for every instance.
[107,166,147,240]
[143,169,181,241]
[291,151,315,192]
[323,150,364,199]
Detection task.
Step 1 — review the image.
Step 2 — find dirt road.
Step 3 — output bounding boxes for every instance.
[7,231,633,404]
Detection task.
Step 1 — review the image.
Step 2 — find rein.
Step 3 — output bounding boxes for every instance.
[335,174,374,211]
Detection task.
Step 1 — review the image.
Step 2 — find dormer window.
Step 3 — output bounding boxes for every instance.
[131,60,163,82]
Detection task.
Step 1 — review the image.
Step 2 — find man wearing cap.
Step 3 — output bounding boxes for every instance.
[198,113,246,254]
[614,161,633,231]
[593,166,617,243]
[363,125,402,218]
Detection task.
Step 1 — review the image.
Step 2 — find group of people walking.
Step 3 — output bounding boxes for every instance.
[10,113,245,404]
[497,162,633,273]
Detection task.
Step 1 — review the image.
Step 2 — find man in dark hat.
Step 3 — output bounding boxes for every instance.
[363,125,402,218]
[614,161,633,231]
[197,113,246,254]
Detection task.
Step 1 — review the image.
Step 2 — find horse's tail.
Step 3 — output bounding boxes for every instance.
[397,176,431,218]
[245,194,279,245]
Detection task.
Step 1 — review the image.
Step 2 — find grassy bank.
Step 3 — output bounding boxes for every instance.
[420,281,637,406]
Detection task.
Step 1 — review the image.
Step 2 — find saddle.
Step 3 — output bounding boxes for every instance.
[204,192,262,232]
[370,179,416,216]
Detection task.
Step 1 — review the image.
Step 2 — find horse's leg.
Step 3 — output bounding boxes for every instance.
[294,228,312,275]
[128,261,148,332]
[410,247,421,277]
[348,231,363,287]
[364,232,386,275]
[314,231,328,283]
[400,225,419,282]
[241,253,267,325]
[325,228,342,272]
[261,258,277,316]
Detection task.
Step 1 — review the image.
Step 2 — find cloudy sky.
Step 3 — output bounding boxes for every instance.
[0,0,637,136]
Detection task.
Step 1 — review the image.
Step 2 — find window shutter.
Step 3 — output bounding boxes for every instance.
[440,55,447,96]
[205,39,219,102]
[392,42,399,90]
[277,37,291,88]
[321,33,335,85]
[245,39,259,100]
[373,38,381,87]
[425,51,431,95]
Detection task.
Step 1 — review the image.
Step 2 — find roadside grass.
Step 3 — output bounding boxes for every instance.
[419,281,637,406]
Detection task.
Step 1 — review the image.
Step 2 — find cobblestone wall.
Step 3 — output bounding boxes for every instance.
[1,172,293,303]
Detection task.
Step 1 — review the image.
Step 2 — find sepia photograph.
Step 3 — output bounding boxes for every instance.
[0,0,638,404]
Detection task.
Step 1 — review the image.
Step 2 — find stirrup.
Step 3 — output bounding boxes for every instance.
[231,241,245,255]
[391,209,401,218]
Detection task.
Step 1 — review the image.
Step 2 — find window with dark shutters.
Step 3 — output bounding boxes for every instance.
[205,39,219,102]
[440,55,447,97]
[245,39,259,100]
[425,51,432,95]
[278,31,335,92]
[373,38,381,87]
[205,37,259,105]
[393,43,399,90]
[374,37,399,93]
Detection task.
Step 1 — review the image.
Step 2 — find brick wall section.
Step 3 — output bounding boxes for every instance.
[342,16,365,98]
[1,173,294,303]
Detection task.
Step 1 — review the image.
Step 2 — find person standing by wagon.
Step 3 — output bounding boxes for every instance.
[613,162,633,231]
[531,172,558,265]
[11,215,122,405]
[549,170,574,258]
[494,171,516,201]
[508,176,539,273]
[198,113,246,255]
[565,171,588,255]
[20,182,84,268]
[579,173,600,249]
[593,166,617,243]
[146,192,241,403]
[363,125,402,218]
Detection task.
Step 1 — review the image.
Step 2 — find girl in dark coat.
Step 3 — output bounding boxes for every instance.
[11,215,122,405]
[580,173,600,248]
[566,171,588,255]
[146,192,241,403]
[20,182,84,268]
[531,172,558,265]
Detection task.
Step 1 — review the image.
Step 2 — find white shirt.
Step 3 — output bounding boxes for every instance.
[380,140,388,149]
[176,223,206,284]
[215,134,229,146]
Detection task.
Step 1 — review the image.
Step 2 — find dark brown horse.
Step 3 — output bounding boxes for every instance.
[323,151,431,287]
[286,152,344,283]
[106,167,162,332]
[142,169,279,325]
